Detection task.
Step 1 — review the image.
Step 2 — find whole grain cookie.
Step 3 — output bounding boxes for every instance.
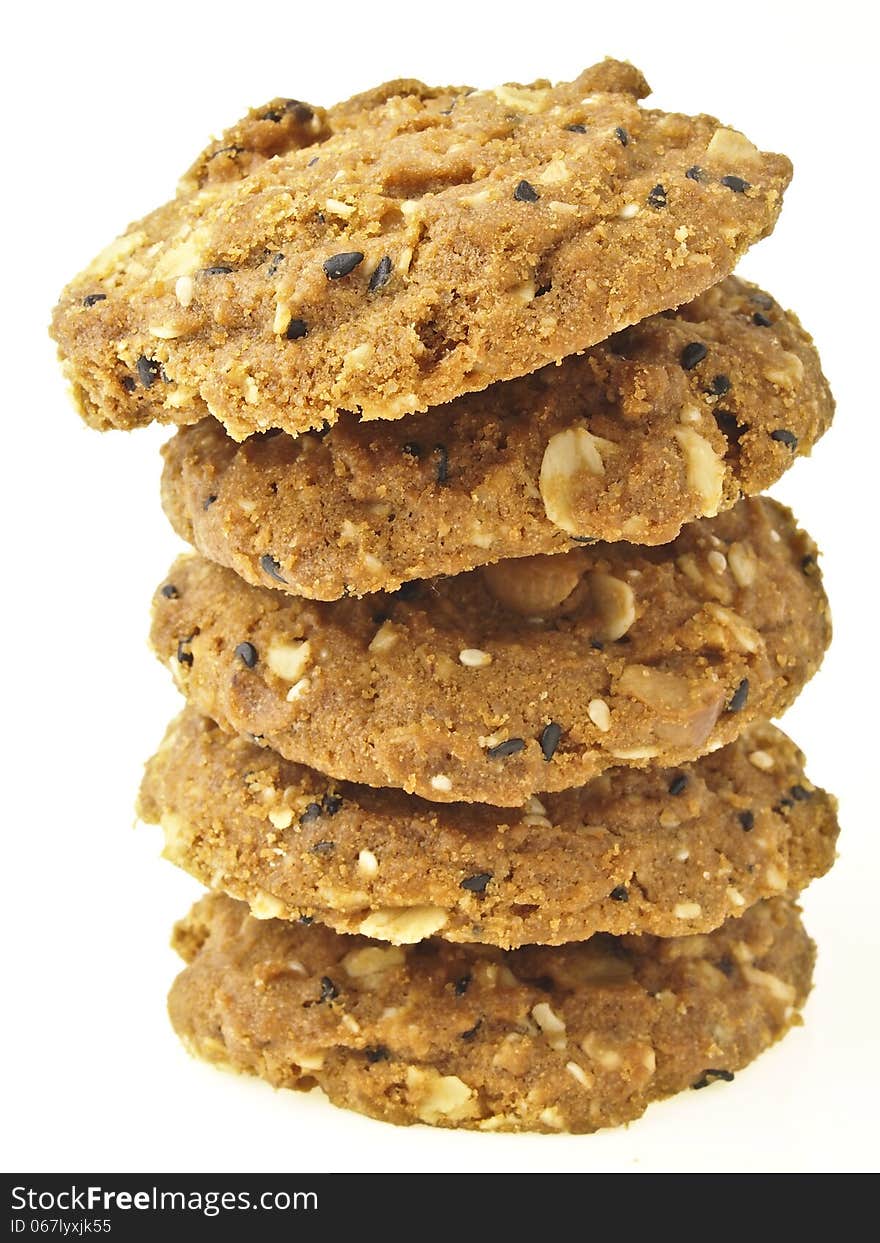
[140,708,838,947]
[169,892,813,1133]
[52,61,791,440]
[161,277,832,599]
[150,498,829,805]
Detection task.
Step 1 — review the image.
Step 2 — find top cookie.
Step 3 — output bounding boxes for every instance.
[52,61,792,440]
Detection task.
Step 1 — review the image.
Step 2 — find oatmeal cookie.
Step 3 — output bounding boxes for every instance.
[169,893,814,1133]
[140,709,838,947]
[150,498,830,805]
[160,276,831,598]
[52,62,791,440]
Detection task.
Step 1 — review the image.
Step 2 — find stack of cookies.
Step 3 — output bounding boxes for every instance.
[52,61,838,1134]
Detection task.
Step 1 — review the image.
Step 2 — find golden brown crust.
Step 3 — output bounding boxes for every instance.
[52,62,791,440]
[169,893,814,1133]
[149,498,830,806]
[160,277,832,599]
[140,709,838,947]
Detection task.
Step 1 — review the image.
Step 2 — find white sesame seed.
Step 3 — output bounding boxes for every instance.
[430,774,453,793]
[673,902,702,920]
[749,749,775,772]
[459,648,493,668]
[618,202,639,219]
[587,698,611,732]
[357,849,379,878]
[708,550,728,574]
[175,275,194,308]
[267,807,294,830]
[565,1061,593,1089]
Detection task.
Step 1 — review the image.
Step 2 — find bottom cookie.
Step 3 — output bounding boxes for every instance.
[169,893,813,1134]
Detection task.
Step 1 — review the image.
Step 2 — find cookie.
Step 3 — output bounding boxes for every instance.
[140,708,838,947]
[160,277,832,600]
[169,892,813,1133]
[150,498,829,806]
[52,61,792,441]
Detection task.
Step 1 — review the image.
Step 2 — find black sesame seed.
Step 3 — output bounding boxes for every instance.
[609,885,629,902]
[368,255,393,291]
[259,553,288,583]
[540,721,563,761]
[82,293,107,307]
[460,872,492,893]
[160,583,179,599]
[770,428,799,451]
[647,183,668,209]
[692,1069,735,1090]
[801,554,817,576]
[514,179,540,202]
[535,281,552,297]
[460,1020,482,1041]
[714,409,748,444]
[262,109,283,122]
[739,810,755,831]
[614,126,629,146]
[286,318,309,340]
[323,251,365,280]
[299,803,322,825]
[267,252,285,277]
[136,355,161,388]
[486,738,525,759]
[307,156,319,167]
[284,99,314,123]
[402,442,422,459]
[454,974,471,996]
[569,535,597,544]
[319,977,339,1002]
[434,444,449,484]
[235,641,258,668]
[298,915,314,925]
[565,123,587,133]
[176,636,194,666]
[775,797,795,812]
[751,292,773,310]
[790,784,812,802]
[201,265,233,276]
[312,840,335,853]
[590,639,605,651]
[668,774,688,796]
[321,792,343,816]
[364,1045,389,1063]
[752,311,772,327]
[685,165,707,182]
[121,376,137,393]
[680,341,708,370]
[717,955,735,977]
[709,373,731,396]
[203,494,217,510]
[727,678,750,712]
[720,175,751,194]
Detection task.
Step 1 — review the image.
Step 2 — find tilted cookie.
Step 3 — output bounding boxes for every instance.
[161,277,832,599]
[150,498,830,806]
[52,61,791,440]
[141,709,838,948]
[169,892,813,1133]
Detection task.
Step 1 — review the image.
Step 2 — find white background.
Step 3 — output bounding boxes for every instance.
[2,0,877,1175]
